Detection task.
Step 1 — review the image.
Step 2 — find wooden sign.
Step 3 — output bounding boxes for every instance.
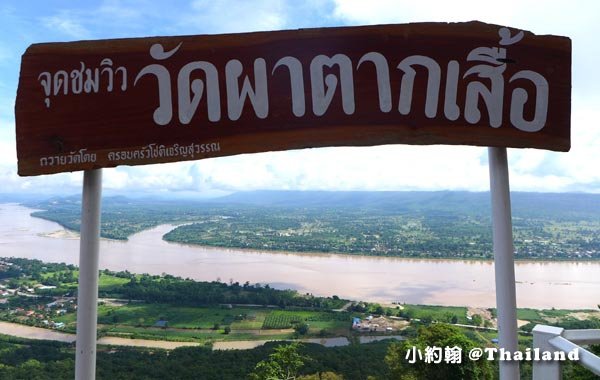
[15,21,571,176]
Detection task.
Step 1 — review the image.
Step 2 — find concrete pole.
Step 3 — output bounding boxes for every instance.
[488,147,520,380]
[75,169,103,380]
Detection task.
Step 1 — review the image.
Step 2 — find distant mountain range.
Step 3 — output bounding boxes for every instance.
[16,190,600,220]
[211,190,600,220]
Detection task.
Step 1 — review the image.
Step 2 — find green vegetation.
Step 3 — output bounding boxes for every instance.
[0,258,350,343]
[5,190,599,378]
[250,342,307,380]
[0,257,599,379]
[27,196,206,240]
[386,324,494,379]
[27,191,600,260]
[0,333,595,380]
[396,304,470,324]
[263,311,304,329]
[0,335,394,380]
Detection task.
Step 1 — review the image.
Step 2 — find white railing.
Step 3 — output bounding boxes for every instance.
[532,324,600,379]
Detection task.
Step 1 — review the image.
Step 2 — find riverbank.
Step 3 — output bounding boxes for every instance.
[36,218,600,264]
[0,321,200,349]
[27,205,600,265]
[2,204,600,309]
[40,229,80,240]
[163,237,600,263]
[26,191,600,262]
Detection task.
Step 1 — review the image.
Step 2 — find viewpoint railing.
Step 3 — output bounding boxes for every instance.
[532,324,600,379]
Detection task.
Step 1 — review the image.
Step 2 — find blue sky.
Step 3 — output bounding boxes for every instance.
[1,0,599,196]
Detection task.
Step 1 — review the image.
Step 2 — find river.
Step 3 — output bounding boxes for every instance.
[1,203,598,309]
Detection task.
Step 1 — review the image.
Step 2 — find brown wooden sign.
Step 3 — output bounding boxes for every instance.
[15,21,571,176]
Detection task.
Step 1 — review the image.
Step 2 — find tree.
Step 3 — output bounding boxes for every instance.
[250,342,306,380]
[298,372,344,380]
[420,315,433,325]
[562,344,600,379]
[294,322,309,336]
[471,314,483,327]
[399,309,414,321]
[385,324,492,380]
[224,326,231,335]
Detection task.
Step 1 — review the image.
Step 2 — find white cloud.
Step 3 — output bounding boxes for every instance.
[42,12,91,39]
[3,1,599,196]
[183,0,287,34]
[97,0,146,22]
[331,0,595,30]
[173,145,491,192]
[331,0,600,98]
[0,120,16,167]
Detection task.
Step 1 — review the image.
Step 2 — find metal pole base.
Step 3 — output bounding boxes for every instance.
[488,147,520,380]
[75,169,103,380]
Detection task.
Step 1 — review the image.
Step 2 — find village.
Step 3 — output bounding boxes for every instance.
[0,282,74,330]
[351,314,407,333]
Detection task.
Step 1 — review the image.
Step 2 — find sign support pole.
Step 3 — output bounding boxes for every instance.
[75,169,103,380]
[488,147,520,380]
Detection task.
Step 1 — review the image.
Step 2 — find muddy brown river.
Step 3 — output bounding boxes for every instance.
[1,204,598,309]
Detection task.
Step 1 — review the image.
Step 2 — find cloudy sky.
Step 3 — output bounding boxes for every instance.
[1,0,598,197]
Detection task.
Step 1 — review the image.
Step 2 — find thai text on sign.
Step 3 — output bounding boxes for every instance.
[15,21,571,176]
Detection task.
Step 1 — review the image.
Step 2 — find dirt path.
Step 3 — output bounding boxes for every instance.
[333,302,354,312]
[97,337,200,349]
[232,329,293,335]
[467,307,496,328]
[0,321,76,343]
[0,321,203,349]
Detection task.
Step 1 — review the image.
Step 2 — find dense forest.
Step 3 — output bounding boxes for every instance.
[0,326,597,379]
[26,191,600,260]
[118,275,346,309]
[0,334,392,379]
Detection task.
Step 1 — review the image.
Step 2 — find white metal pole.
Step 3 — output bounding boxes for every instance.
[75,169,103,380]
[488,147,520,380]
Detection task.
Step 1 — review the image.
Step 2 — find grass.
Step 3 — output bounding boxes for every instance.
[262,310,351,333]
[74,304,352,342]
[539,308,585,318]
[39,270,78,279]
[229,311,268,329]
[401,304,470,324]
[35,272,130,297]
[95,304,349,332]
[516,308,542,321]
[99,325,295,343]
[101,325,205,342]
[95,304,264,329]
[263,311,304,329]
[98,273,130,289]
